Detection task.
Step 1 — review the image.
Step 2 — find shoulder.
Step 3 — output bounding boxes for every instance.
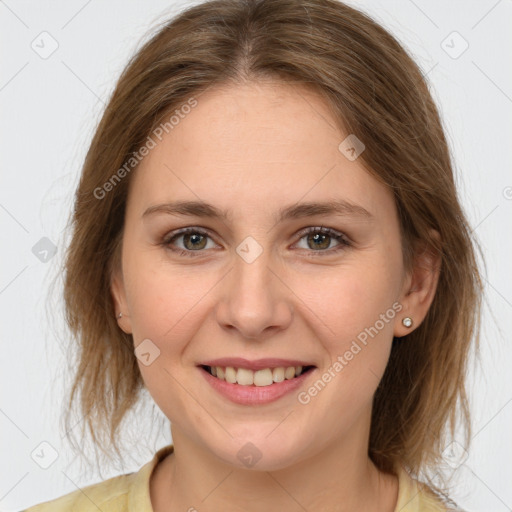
[395,466,466,512]
[20,444,175,512]
[20,471,136,512]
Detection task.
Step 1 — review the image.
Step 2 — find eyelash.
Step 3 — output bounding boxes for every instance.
[161,226,351,258]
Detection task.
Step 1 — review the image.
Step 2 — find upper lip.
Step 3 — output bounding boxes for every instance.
[199,357,316,371]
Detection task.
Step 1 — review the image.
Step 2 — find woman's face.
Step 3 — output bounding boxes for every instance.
[112,81,416,470]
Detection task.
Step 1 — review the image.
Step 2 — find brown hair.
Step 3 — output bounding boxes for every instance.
[59,0,483,498]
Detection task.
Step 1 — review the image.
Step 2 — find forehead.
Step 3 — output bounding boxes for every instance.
[128,81,395,220]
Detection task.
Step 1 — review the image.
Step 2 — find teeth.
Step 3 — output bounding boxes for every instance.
[272,367,284,383]
[225,367,237,384]
[236,368,254,385]
[208,365,306,386]
[284,366,296,380]
[253,368,273,386]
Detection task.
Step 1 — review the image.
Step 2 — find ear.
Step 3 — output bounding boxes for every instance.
[394,229,441,337]
[110,268,133,335]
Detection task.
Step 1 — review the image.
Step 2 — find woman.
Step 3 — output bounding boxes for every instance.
[23,0,483,510]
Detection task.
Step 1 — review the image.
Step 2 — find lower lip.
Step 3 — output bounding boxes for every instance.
[199,366,315,405]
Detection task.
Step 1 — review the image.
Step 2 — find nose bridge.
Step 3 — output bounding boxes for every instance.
[216,238,292,339]
[234,241,273,301]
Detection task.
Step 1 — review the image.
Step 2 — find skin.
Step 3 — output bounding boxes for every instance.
[111,80,440,512]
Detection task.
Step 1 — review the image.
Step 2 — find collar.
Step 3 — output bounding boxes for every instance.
[127,444,175,511]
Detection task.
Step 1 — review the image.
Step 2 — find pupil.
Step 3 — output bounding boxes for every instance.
[185,233,206,250]
[310,233,329,249]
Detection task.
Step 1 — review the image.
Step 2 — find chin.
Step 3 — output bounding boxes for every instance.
[205,433,306,472]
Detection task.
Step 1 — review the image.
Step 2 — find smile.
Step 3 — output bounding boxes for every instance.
[198,362,317,405]
[201,364,315,386]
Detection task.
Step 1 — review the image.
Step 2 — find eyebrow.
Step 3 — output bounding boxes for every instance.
[142,199,373,223]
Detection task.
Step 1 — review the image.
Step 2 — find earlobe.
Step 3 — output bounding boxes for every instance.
[110,270,132,334]
[394,230,441,337]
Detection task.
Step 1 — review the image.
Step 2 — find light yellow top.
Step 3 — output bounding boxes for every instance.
[22,444,457,511]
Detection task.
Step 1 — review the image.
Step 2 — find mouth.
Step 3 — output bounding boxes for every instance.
[199,364,316,386]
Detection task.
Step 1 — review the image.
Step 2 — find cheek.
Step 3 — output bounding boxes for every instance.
[123,259,213,416]
[292,253,401,381]
[124,248,222,354]
[306,262,399,338]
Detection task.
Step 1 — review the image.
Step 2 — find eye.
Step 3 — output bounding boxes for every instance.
[293,226,351,256]
[161,225,351,258]
[162,227,217,257]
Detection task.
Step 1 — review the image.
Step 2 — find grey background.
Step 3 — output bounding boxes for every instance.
[1,1,511,510]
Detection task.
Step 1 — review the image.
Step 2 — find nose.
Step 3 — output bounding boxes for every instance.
[215,245,293,341]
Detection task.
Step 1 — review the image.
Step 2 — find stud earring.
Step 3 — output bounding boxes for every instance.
[117,312,123,319]
[402,317,413,328]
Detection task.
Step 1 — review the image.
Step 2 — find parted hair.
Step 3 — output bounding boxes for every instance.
[59,0,483,500]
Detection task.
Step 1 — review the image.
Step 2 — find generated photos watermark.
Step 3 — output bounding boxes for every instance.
[297,301,403,405]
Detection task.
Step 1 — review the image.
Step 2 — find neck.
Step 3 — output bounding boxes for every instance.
[151,413,398,511]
